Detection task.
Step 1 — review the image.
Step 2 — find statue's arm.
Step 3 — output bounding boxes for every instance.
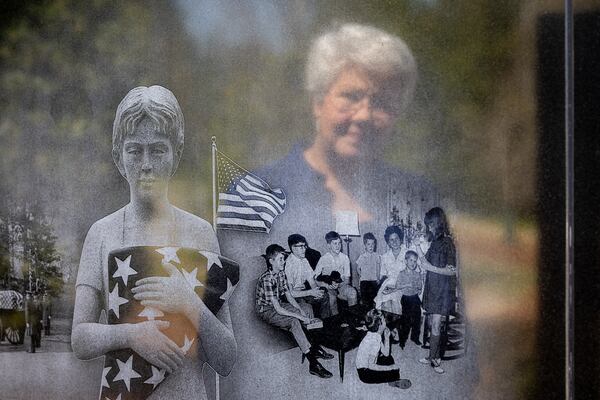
[71,284,133,359]
[191,298,237,376]
[71,225,131,359]
[183,219,237,375]
[72,224,184,372]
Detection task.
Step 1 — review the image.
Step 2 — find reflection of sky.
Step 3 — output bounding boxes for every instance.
[175,0,314,52]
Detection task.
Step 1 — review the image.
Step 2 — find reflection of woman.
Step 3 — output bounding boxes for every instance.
[71,86,236,399]
[417,207,457,374]
[246,23,437,249]
[375,225,407,313]
[355,309,411,389]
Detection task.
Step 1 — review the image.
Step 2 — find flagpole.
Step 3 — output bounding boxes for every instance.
[211,136,218,230]
[210,136,220,400]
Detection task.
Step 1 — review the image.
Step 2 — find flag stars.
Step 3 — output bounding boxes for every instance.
[144,366,166,389]
[220,277,236,301]
[101,366,112,388]
[108,284,128,319]
[181,335,195,354]
[181,267,204,290]
[113,255,137,286]
[138,306,164,321]
[200,251,222,272]
[113,355,141,392]
[156,247,181,265]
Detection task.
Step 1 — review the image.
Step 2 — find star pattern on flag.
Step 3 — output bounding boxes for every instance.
[102,366,112,388]
[113,355,141,392]
[102,246,240,399]
[217,152,246,192]
[105,395,121,400]
[199,251,222,271]
[138,306,164,321]
[108,284,128,319]
[181,267,203,290]
[156,247,180,265]
[144,366,166,389]
[180,335,195,355]
[220,277,236,301]
[113,255,137,286]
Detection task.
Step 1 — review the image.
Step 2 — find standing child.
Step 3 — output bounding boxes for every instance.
[356,233,381,307]
[417,207,457,374]
[395,250,424,348]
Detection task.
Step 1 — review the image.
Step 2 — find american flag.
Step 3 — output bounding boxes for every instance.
[100,246,239,400]
[216,151,286,233]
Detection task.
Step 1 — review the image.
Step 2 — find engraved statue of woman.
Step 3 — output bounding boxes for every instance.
[72,86,238,400]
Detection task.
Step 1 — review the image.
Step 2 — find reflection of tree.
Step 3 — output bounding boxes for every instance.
[0,202,63,297]
[0,216,11,284]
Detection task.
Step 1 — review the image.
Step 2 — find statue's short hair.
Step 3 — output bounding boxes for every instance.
[305,23,417,112]
[112,86,185,160]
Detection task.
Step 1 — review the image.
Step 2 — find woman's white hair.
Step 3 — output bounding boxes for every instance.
[305,23,417,111]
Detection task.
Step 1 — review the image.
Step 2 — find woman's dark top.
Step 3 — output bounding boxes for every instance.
[422,235,457,315]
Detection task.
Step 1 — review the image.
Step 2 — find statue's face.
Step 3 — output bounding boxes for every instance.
[120,118,175,199]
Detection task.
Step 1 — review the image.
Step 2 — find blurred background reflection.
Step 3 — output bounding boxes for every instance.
[0,1,588,399]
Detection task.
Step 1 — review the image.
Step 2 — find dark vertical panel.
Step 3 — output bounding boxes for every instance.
[574,11,600,400]
[535,13,565,400]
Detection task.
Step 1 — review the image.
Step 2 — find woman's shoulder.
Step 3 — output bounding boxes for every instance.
[441,235,455,247]
[86,207,126,240]
[173,207,219,252]
[173,207,213,231]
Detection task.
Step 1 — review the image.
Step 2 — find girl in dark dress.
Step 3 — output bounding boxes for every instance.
[416,207,457,374]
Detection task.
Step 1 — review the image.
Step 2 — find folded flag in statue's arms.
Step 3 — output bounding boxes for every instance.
[216,150,286,233]
[101,246,239,400]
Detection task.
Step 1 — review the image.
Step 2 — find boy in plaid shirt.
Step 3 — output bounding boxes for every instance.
[256,244,333,378]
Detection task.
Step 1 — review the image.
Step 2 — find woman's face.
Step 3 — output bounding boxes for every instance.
[387,233,402,251]
[426,218,440,237]
[120,118,175,201]
[270,252,286,272]
[312,66,401,160]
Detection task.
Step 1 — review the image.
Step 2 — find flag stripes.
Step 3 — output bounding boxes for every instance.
[216,150,286,233]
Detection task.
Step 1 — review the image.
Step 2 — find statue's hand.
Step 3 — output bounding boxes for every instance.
[132,263,197,315]
[128,320,185,374]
